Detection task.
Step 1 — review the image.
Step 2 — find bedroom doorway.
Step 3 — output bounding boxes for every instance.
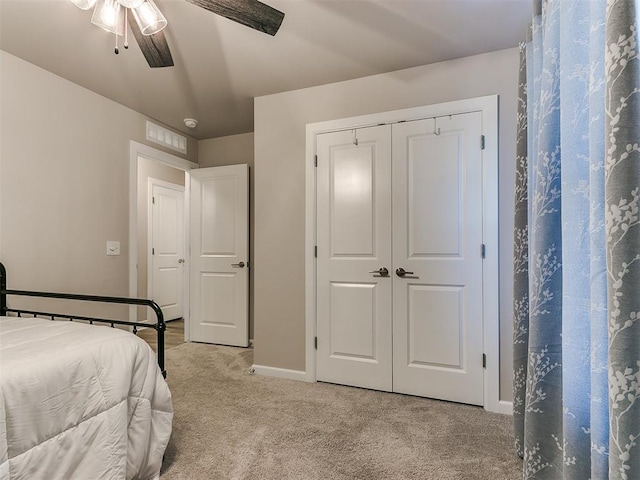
[130,143,250,347]
[129,142,197,334]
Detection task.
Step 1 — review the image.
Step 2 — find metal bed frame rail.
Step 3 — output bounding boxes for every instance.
[0,262,167,378]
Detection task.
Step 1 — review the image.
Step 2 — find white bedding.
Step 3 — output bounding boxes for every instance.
[0,316,173,480]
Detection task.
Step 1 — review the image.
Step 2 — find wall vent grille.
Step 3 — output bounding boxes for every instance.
[146,121,187,154]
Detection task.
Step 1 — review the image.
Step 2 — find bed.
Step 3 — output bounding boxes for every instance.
[0,262,173,480]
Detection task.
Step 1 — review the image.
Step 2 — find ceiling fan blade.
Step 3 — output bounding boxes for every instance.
[187,0,284,36]
[130,20,174,68]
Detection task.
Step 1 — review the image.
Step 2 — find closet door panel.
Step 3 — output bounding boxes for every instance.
[316,125,393,392]
[392,113,484,405]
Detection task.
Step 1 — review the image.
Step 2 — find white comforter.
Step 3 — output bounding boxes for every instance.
[0,316,173,480]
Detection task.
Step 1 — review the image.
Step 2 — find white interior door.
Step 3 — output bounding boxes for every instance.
[149,180,185,321]
[189,165,249,347]
[392,113,484,405]
[316,125,393,391]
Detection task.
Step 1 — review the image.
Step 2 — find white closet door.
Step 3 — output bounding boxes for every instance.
[316,125,393,391]
[392,113,484,405]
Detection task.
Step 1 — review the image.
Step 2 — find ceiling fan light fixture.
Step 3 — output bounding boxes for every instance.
[91,0,125,35]
[70,0,97,10]
[132,0,167,35]
[71,0,283,68]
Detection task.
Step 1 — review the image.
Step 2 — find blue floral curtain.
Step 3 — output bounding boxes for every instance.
[513,0,639,478]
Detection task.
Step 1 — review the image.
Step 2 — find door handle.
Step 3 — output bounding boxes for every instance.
[395,267,414,277]
[231,261,245,268]
[178,258,185,264]
[368,267,389,277]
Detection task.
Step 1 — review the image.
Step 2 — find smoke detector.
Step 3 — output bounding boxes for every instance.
[184,118,198,129]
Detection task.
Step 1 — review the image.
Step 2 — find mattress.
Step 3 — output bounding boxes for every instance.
[0,316,173,480]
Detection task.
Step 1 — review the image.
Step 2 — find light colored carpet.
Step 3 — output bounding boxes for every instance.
[160,342,521,480]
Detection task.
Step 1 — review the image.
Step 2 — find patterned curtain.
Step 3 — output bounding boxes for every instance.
[513,0,639,479]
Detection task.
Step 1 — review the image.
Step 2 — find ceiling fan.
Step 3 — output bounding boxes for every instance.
[70,0,285,68]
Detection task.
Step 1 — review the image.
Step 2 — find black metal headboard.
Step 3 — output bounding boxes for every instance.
[0,262,7,316]
[0,262,167,377]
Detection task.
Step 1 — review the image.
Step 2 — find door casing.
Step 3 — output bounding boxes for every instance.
[304,95,503,413]
[128,141,197,339]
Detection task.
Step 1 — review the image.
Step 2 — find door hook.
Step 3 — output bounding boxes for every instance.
[353,129,359,146]
[433,118,441,136]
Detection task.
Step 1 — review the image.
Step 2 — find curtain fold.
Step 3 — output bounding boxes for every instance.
[513,41,530,460]
[514,0,638,478]
[605,1,640,478]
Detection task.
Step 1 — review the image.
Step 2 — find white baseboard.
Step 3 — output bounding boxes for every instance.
[496,400,513,415]
[252,365,514,413]
[251,364,307,382]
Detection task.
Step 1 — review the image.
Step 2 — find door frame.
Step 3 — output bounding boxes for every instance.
[304,95,503,413]
[128,141,198,339]
[147,177,185,320]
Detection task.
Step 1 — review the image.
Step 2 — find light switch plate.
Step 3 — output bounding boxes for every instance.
[106,241,120,256]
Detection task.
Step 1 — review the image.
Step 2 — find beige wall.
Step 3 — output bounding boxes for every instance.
[199,133,254,167]
[136,157,185,321]
[198,133,255,338]
[254,48,518,402]
[0,51,197,317]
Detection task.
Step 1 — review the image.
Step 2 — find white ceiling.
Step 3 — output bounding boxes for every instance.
[0,0,531,140]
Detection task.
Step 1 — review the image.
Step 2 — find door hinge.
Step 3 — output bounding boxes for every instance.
[152,196,155,204]
[314,245,318,258]
[482,353,487,369]
[314,155,318,167]
[481,244,486,258]
[152,247,155,255]
[314,336,318,350]
[481,135,486,150]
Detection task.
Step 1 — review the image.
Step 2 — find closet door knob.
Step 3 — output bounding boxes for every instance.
[369,267,389,277]
[395,268,414,277]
